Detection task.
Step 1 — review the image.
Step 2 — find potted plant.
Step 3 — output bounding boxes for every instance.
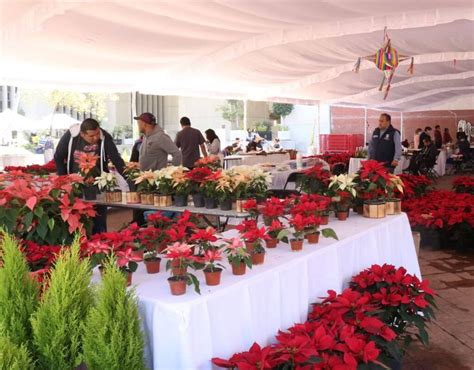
[155,167,175,206]
[202,248,225,286]
[297,164,331,195]
[386,174,404,215]
[146,212,173,252]
[116,247,142,286]
[123,162,141,203]
[134,170,157,205]
[143,250,161,274]
[195,155,222,172]
[265,219,287,248]
[247,167,271,202]
[288,214,306,251]
[189,227,218,255]
[95,172,121,202]
[216,170,235,210]
[163,242,201,296]
[186,167,212,207]
[260,197,286,226]
[223,237,252,276]
[77,152,100,200]
[240,223,269,265]
[328,174,357,221]
[171,166,191,207]
[242,198,259,219]
[354,160,391,218]
[201,170,222,209]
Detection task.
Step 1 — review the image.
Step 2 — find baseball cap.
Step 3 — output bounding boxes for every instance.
[134,112,156,125]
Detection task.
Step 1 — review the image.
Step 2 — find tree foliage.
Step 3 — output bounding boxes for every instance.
[272,103,294,119]
[0,231,39,353]
[83,257,146,370]
[20,89,117,121]
[217,99,244,129]
[31,238,93,369]
[0,336,33,370]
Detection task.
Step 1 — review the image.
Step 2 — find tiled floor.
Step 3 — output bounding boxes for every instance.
[107,175,474,369]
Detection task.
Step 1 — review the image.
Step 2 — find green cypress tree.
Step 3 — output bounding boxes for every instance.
[31,238,93,369]
[83,257,146,370]
[0,335,34,370]
[0,231,39,353]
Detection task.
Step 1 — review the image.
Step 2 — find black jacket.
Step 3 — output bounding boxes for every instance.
[54,126,125,176]
[369,125,399,165]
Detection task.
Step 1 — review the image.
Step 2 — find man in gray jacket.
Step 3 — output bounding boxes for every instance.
[134,113,181,170]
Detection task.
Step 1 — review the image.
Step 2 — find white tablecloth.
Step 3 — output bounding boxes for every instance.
[110,213,420,370]
[348,152,446,176]
[225,153,289,168]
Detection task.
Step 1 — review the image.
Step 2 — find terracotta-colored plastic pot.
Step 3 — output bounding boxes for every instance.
[168,278,187,296]
[145,258,161,274]
[232,262,247,275]
[251,252,265,265]
[131,249,144,260]
[337,211,348,221]
[290,239,303,251]
[307,232,320,244]
[321,216,329,225]
[204,268,222,286]
[245,241,255,253]
[125,271,132,287]
[265,238,278,248]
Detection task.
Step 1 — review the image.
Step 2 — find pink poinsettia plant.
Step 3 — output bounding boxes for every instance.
[0,173,94,246]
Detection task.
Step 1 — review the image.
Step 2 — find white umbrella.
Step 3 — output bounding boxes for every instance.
[0,109,36,132]
[39,113,79,131]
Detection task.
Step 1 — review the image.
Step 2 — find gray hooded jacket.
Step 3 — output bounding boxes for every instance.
[139,125,182,170]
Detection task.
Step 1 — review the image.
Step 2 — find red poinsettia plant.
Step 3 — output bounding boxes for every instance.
[260,197,288,225]
[189,227,218,254]
[186,167,213,193]
[213,264,437,369]
[266,219,288,244]
[297,163,331,195]
[4,160,56,176]
[194,155,222,171]
[354,160,392,201]
[396,174,432,200]
[452,176,474,195]
[350,264,437,354]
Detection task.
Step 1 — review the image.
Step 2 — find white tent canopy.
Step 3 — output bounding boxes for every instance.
[39,113,79,131]
[1,1,473,111]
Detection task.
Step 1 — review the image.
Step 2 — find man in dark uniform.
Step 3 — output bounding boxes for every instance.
[368,113,402,173]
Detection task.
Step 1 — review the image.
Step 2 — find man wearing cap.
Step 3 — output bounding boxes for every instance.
[134,113,182,170]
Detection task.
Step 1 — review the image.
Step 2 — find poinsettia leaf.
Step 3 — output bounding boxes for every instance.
[23,212,34,230]
[34,206,44,218]
[188,274,201,295]
[277,229,289,240]
[48,218,55,231]
[305,356,323,364]
[321,228,338,240]
[37,218,48,240]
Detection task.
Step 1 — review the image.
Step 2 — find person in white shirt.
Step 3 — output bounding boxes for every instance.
[205,129,221,155]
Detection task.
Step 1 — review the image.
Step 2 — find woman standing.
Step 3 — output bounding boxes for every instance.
[413,128,422,149]
[205,129,221,155]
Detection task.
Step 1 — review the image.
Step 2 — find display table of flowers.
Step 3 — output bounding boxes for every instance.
[97,212,420,370]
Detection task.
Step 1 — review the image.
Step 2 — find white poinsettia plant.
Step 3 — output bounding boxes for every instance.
[387,174,404,199]
[329,174,358,197]
[94,172,118,192]
[230,166,271,199]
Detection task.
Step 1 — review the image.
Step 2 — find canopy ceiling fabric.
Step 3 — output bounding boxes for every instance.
[1,0,473,111]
